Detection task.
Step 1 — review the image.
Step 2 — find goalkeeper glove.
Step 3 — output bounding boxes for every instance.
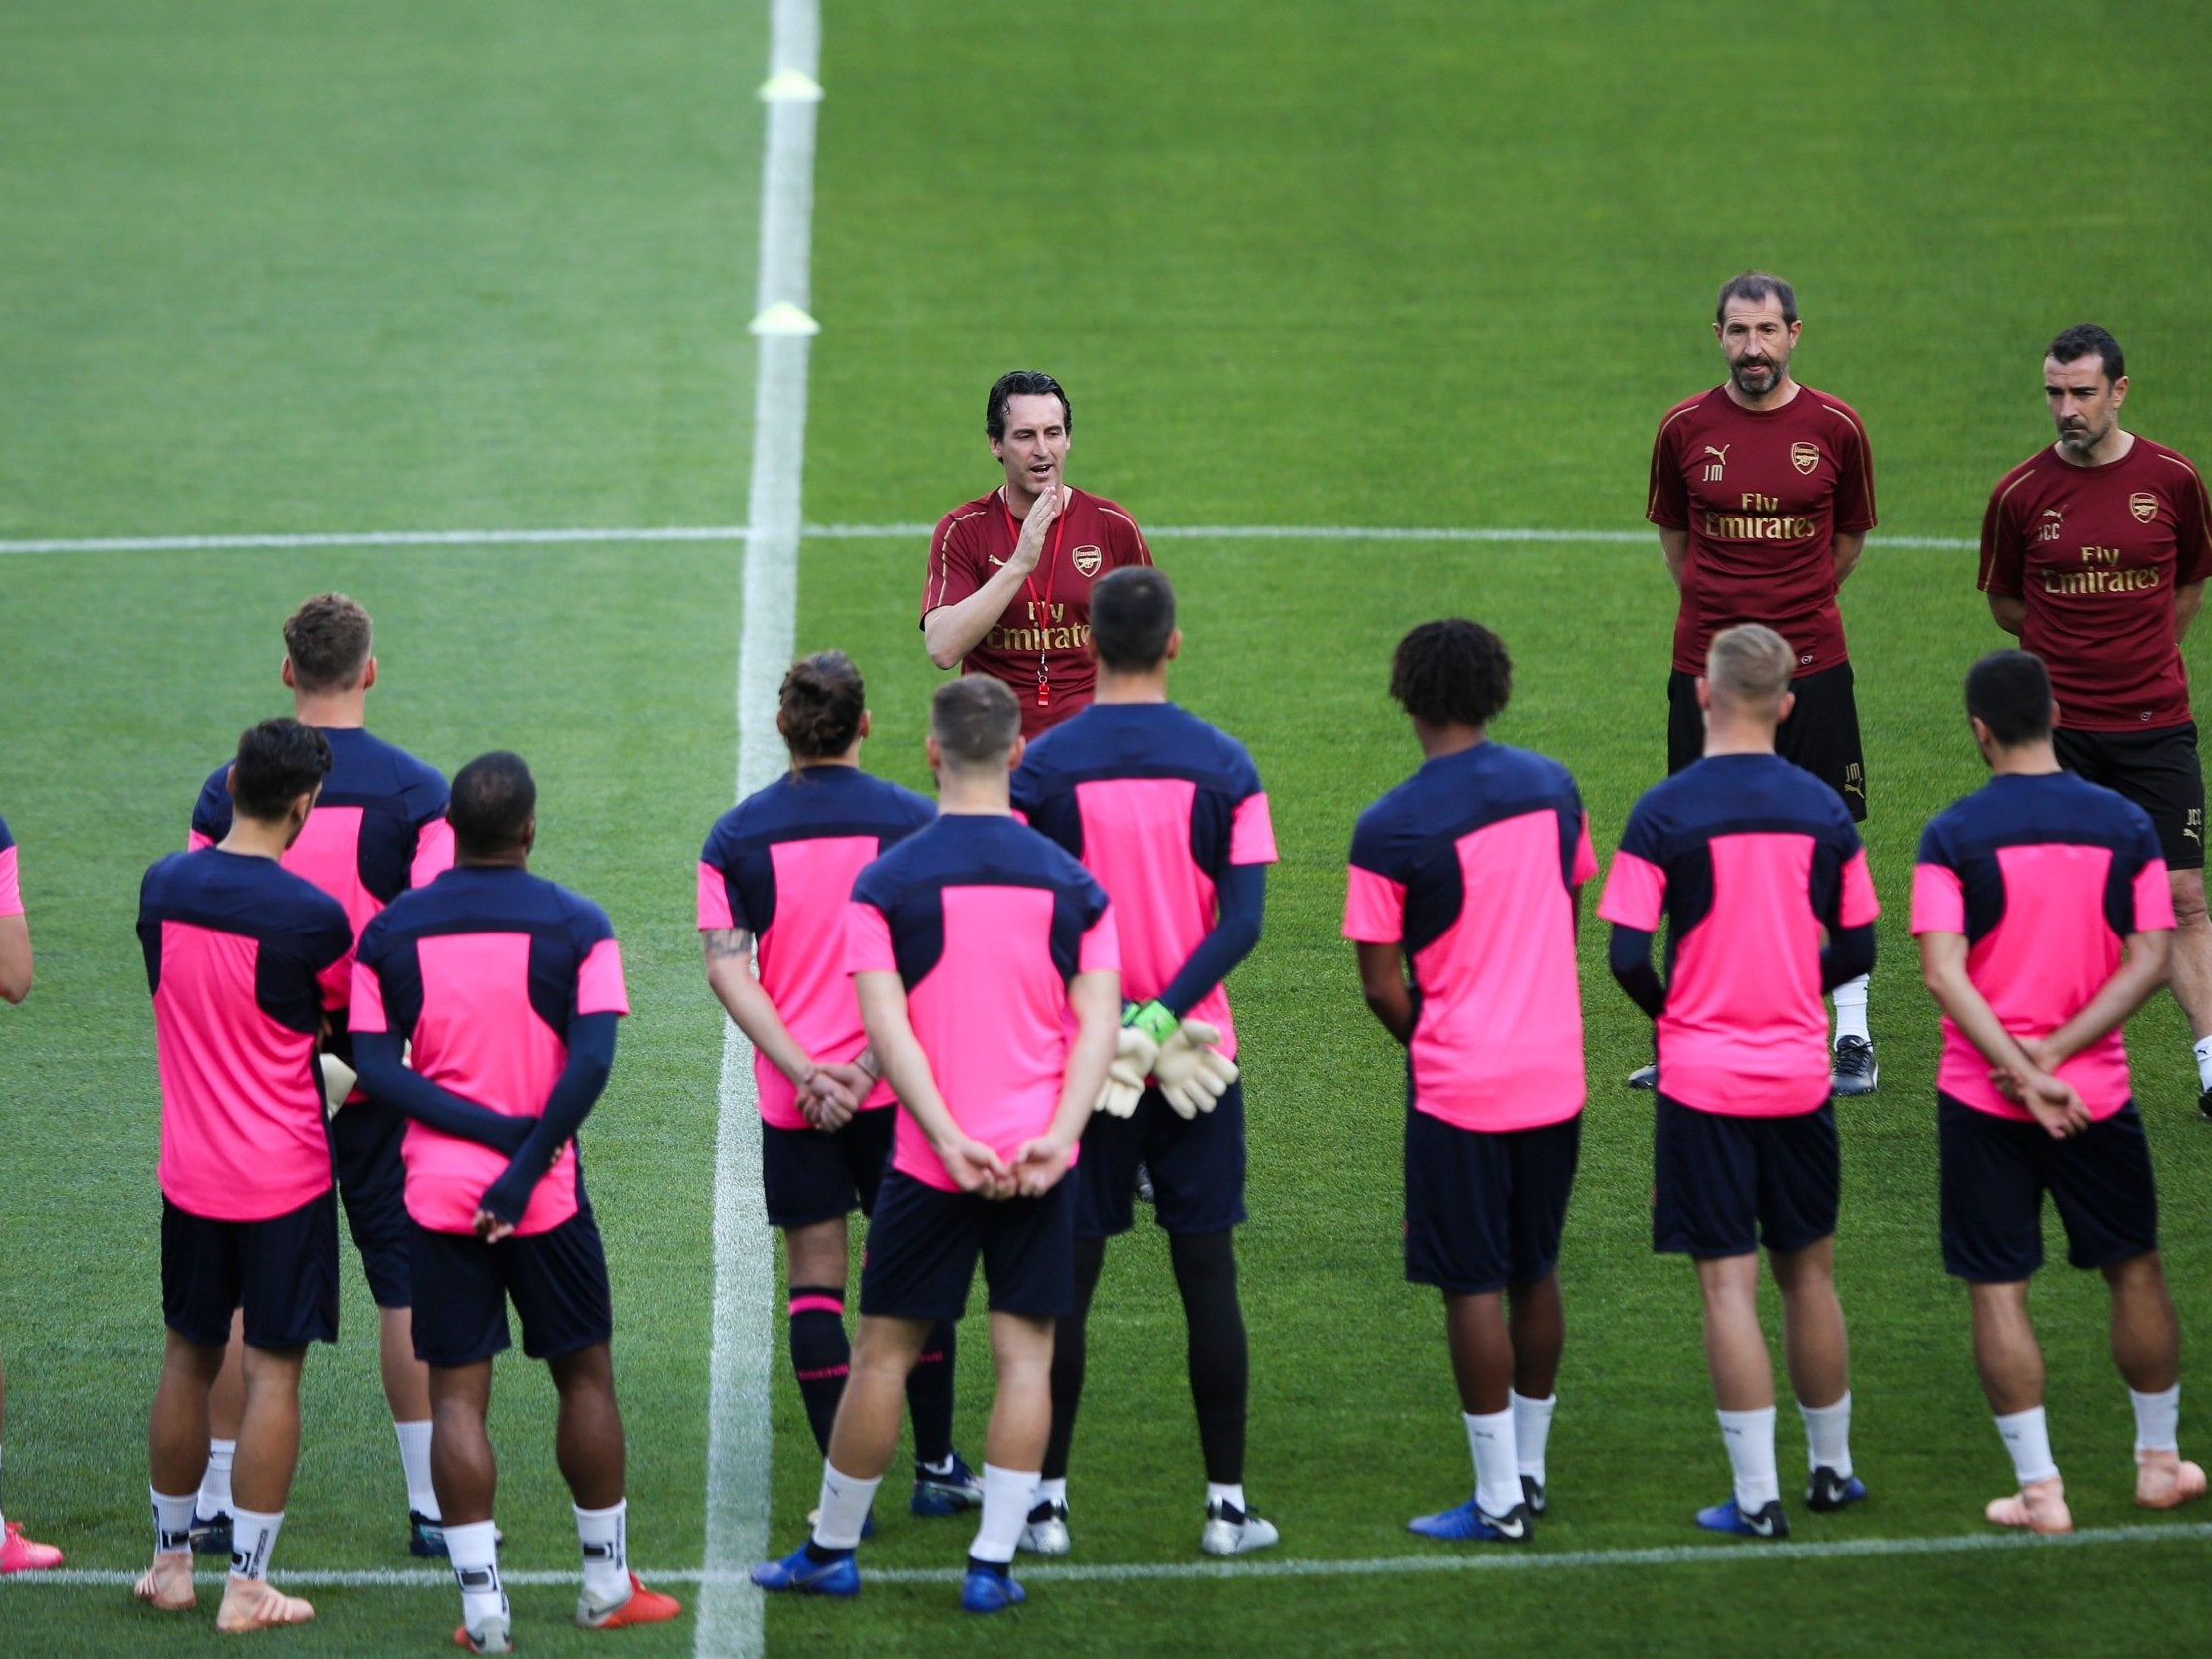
[1096,1023,1157,1118]
[1152,1018,1237,1119]
[317,1052,358,1119]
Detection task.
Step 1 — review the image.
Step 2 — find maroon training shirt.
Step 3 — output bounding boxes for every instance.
[1979,436,2212,732]
[920,486,1153,737]
[1647,384,1878,676]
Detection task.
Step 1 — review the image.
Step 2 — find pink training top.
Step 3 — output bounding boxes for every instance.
[1600,753,1880,1117]
[0,818,20,918]
[1911,770,2173,1121]
[1011,703,1275,1061]
[697,766,936,1128]
[136,849,354,1221]
[847,814,1117,1191]
[351,865,629,1236]
[1344,742,1596,1132]
[191,726,453,1013]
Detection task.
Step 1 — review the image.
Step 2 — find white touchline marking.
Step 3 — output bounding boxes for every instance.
[9,1520,2210,1594]
[0,523,1980,554]
[695,1,820,1656]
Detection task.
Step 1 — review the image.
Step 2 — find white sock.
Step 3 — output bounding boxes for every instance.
[2193,1037,2212,1093]
[2132,1384,2181,1454]
[445,1519,507,1633]
[1995,1406,2060,1486]
[971,1464,1035,1564]
[1511,1391,1556,1483]
[395,1420,440,1519]
[1032,1476,1068,1509]
[151,1488,197,1555]
[575,1499,628,1602]
[1463,1408,1522,1517]
[1799,1391,1853,1477]
[228,1506,284,1580]
[199,1438,236,1517]
[1831,976,1870,1045]
[1205,1481,1246,1515]
[811,1463,881,1552]
[1716,1406,1780,1511]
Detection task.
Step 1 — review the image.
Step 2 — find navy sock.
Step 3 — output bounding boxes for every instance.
[803,1539,853,1565]
[966,1555,1009,1578]
[786,1285,850,1456]
[905,1319,958,1468]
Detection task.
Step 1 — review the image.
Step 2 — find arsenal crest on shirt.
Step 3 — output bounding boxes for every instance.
[2131,492,2159,523]
[1790,442,1820,475]
[1072,544,1103,577]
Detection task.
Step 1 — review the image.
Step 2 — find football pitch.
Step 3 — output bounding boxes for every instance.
[4,1,2212,1654]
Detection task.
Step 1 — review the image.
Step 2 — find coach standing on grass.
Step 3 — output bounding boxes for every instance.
[1978,325,2212,1118]
[1642,274,1880,1096]
[921,371,1154,738]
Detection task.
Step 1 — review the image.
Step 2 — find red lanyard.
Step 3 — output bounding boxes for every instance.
[1002,490,1069,705]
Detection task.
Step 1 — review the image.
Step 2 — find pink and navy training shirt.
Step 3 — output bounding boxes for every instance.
[137,849,353,1221]
[1343,742,1596,1132]
[1911,771,2172,1122]
[846,814,1117,1191]
[1010,702,1275,1057]
[1599,753,1880,1117]
[192,726,453,1008]
[698,765,936,1129]
[0,813,20,918]
[351,866,629,1236]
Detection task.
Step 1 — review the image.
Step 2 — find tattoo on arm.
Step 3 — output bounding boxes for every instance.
[703,928,754,964]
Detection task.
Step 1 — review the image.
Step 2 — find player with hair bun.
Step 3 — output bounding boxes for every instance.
[698,652,984,1520]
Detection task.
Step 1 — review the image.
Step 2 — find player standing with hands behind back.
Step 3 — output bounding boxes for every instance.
[1644,275,1880,1094]
[1978,325,2212,1116]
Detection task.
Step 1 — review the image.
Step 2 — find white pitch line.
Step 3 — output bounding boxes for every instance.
[11,1520,2211,1595]
[0,523,1981,554]
[694,2,821,1657]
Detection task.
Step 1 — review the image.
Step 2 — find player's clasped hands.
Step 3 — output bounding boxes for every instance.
[801,1061,872,1132]
[1010,1134,1077,1199]
[1988,1039,2091,1139]
[1154,1018,1239,1119]
[935,1131,1017,1199]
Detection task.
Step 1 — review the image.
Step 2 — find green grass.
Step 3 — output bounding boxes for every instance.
[4,0,2212,1655]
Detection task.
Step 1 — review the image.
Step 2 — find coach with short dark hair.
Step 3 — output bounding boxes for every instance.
[919,371,1155,738]
[1641,273,1881,1097]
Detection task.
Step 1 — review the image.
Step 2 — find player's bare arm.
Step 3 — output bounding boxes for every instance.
[702,926,857,1118]
[1354,941,1414,1043]
[1986,593,2027,637]
[1917,930,2089,1138]
[1012,966,1118,1197]
[922,487,1059,669]
[1833,530,1866,586]
[853,968,1012,1196]
[2021,929,2171,1077]
[1659,526,1691,593]
[2177,580,2205,643]
[0,913,29,1004]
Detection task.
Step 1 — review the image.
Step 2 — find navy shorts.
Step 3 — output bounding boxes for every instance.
[1404,1107,1580,1295]
[1654,1094,1838,1258]
[1074,1080,1247,1239]
[332,1095,415,1308]
[1670,661,1867,821]
[409,1211,614,1367]
[859,1169,1075,1323]
[2055,722,2204,872]
[763,1106,895,1229]
[1939,1093,2159,1282]
[162,1190,340,1351]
